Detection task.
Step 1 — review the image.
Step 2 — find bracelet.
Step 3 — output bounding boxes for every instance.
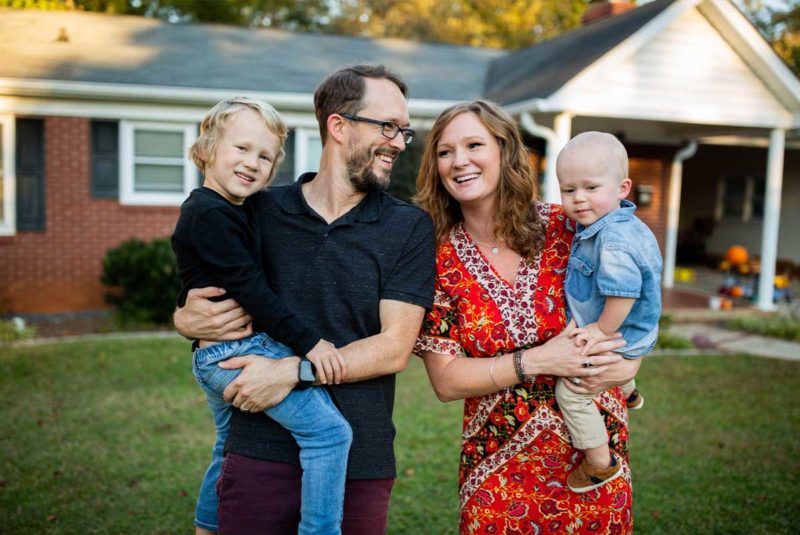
[489,356,501,389]
[512,350,526,383]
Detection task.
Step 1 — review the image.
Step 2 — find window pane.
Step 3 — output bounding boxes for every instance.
[722,176,745,218]
[305,136,322,173]
[134,164,183,192]
[135,130,183,158]
[751,177,765,219]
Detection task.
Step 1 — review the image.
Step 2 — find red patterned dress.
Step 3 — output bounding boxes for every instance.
[415,204,633,534]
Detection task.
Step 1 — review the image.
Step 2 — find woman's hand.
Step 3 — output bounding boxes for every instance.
[173,286,253,341]
[523,320,626,379]
[559,355,641,396]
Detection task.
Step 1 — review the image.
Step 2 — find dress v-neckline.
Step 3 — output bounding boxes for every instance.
[460,223,522,290]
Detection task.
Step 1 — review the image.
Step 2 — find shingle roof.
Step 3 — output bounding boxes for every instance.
[485,0,677,105]
[1,9,504,102]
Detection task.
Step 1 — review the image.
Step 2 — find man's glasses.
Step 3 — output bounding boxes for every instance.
[340,113,415,145]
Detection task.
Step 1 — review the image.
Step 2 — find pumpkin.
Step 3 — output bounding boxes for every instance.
[725,245,749,266]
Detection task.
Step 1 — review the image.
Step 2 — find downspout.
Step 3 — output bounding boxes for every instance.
[662,141,697,288]
[520,107,571,204]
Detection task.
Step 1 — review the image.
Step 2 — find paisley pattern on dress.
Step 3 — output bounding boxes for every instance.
[415,203,633,534]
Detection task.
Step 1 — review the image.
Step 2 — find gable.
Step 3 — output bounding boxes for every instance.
[550,5,793,128]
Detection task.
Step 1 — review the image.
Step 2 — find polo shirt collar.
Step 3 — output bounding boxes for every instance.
[280,172,382,223]
[575,199,637,239]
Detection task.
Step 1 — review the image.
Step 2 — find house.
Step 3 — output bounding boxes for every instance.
[1,0,798,318]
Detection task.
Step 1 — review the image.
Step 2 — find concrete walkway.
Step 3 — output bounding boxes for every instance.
[668,323,800,362]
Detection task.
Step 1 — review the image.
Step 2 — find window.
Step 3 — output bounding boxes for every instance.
[120,121,196,205]
[717,175,765,223]
[0,115,15,235]
[295,128,323,176]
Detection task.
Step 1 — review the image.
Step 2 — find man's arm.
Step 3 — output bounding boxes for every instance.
[220,299,425,412]
[173,286,253,341]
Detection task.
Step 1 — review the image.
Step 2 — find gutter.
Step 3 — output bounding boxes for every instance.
[0,77,457,119]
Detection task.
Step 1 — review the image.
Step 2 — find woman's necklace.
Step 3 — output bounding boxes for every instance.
[472,240,501,255]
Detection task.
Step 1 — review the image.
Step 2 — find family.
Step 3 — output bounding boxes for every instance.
[171,63,662,535]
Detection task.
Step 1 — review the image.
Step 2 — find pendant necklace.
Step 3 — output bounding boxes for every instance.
[472,240,501,255]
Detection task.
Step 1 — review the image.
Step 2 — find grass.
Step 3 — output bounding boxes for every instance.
[1,338,798,533]
[728,313,800,342]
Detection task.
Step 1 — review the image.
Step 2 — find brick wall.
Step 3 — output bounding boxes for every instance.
[0,116,180,314]
[627,145,674,254]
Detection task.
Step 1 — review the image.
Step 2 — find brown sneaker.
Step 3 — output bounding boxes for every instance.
[626,390,644,410]
[567,454,623,493]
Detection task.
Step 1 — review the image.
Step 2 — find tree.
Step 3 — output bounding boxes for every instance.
[328,0,588,49]
[736,0,800,76]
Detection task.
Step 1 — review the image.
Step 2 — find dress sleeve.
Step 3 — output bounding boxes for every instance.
[414,256,465,357]
[190,206,321,354]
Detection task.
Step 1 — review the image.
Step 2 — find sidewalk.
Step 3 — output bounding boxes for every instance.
[668,323,800,362]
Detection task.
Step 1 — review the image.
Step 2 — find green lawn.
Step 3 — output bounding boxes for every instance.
[1,338,798,534]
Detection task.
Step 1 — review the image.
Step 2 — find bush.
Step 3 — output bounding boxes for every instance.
[728,313,800,342]
[101,238,180,325]
[655,330,693,350]
[0,318,36,343]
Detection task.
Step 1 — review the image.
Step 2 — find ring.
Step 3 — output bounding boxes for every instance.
[240,405,250,412]
[570,377,582,385]
[582,358,593,368]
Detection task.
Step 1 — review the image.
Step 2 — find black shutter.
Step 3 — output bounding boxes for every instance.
[272,129,296,186]
[16,118,45,231]
[91,120,119,198]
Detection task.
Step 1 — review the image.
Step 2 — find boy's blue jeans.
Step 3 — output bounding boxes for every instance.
[192,333,352,535]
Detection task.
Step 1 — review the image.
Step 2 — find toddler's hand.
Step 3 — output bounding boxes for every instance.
[576,323,616,356]
[306,339,347,385]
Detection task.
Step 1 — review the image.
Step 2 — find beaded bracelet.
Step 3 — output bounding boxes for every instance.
[512,350,526,383]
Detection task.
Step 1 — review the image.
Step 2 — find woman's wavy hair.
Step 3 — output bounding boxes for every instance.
[414,100,545,261]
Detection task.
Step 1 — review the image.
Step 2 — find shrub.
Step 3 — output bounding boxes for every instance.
[0,318,36,343]
[728,313,800,342]
[655,330,693,350]
[101,238,180,325]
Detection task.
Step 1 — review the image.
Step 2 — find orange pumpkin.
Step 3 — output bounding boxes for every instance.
[729,285,745,298]
[726,245,749,266]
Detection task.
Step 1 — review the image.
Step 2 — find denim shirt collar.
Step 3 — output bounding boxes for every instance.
[575,199,637,240]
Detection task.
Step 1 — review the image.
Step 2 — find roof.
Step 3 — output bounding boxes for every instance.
[0,8,503,102]
[484,0,677,105]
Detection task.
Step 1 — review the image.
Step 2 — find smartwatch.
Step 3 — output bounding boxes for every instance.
[297,356,317,388]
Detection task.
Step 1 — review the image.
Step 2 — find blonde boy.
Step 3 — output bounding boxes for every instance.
[555,131,662,493]
[172,98,351,534]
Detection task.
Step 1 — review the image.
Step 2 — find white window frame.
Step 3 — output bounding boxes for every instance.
[0,114,15,236]
[295,128,322,177]
[119,121,196,206]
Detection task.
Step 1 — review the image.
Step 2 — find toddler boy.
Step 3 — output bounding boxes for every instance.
[555,131,662,493]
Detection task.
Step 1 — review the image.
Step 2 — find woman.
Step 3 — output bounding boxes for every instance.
[414,101,640,534]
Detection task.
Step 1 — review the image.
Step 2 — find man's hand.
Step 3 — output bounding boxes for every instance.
[306,339,346,385]
[220,356,300,412]
[173,287,252,341]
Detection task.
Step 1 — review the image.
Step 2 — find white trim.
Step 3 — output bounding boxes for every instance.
[119,121,197,206]
[700,0,800,112]
[294,128,322,176]
[0,114,15,236]
[0,78,456,120]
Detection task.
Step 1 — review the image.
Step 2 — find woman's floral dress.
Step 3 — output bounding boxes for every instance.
[415,204,633,534]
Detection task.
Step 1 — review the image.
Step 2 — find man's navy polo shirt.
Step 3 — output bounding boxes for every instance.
[225,173,436,480]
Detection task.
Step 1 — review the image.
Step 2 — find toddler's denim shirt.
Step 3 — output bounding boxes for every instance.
[565,200,663,358]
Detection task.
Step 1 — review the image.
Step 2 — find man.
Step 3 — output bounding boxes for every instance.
[174,64,435,535]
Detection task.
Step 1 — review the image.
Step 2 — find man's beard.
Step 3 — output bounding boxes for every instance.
[346,141,393,193]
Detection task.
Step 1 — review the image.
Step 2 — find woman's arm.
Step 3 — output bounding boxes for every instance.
[422,322,626,402]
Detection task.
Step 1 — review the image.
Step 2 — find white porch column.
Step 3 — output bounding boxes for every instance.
[663,142,697,288]
[543,113,573,204]
[757,128,785,311]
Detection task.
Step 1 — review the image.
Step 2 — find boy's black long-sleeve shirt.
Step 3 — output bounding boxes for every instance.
[171,187,320,355]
